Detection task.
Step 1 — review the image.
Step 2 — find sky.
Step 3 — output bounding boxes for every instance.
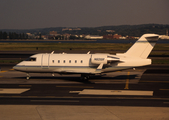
[0,0,169,29]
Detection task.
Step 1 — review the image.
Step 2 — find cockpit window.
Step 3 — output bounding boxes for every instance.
[25,57,36,61]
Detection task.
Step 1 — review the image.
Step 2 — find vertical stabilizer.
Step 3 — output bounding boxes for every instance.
[123,34,159,59]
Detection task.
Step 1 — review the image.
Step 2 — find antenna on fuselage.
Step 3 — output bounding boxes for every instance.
[87,51,90,54]
[51,51,54,54]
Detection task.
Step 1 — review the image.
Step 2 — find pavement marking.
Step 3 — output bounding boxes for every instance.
[160,89,169,91]
[56,86,94,88]
[124,72,130,89]
[69,89,154,96]
[0,89,30,94]
[0,71,7,73]
[124,79,129,89]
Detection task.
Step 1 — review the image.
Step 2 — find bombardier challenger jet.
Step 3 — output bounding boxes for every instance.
[13,34,159,80]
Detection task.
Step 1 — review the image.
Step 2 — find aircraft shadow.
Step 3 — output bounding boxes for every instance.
[92,75,137,80]
[13,74,138,84]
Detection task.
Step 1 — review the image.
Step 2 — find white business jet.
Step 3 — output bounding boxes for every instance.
[13,34,159,80]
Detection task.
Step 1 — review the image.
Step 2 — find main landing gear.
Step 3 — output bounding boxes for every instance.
[80,74,90,80]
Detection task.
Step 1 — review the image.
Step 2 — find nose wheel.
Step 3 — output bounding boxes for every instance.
[26,73,30,80]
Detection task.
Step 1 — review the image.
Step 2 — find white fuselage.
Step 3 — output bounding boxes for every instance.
[13,53,151,74]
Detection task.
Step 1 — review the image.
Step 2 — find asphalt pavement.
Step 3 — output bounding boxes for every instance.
[0,55,169,119]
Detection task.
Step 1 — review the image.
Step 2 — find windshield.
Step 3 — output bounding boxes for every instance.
[25,57,36,61]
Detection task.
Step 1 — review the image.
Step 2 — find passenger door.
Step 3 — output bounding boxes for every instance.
[41,54,49,68]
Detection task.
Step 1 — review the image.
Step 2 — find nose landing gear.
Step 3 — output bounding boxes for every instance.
[26,73,30,80]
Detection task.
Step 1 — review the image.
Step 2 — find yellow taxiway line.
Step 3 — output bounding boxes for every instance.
[0,71,7,73]
[124,72,130,89]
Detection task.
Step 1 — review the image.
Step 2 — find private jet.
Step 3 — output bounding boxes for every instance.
[13,34,159,80]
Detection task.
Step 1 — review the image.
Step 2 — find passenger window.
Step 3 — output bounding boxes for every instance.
[75,60,77,63]
[52,60,54,63]
[81,60,83,63]
[69,60,71,63]
[58,60,60,63]
[63,60,65,63]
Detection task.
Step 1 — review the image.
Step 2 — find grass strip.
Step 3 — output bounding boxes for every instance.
[152,59,169,64]
[0,60,22,63]
[0,43,169,51]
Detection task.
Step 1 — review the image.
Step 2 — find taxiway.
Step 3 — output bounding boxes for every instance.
[0,64,169,120]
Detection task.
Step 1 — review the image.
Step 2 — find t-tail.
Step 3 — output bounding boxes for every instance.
[118,34,159,59]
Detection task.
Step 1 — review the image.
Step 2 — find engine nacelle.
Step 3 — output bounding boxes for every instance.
[91,54,107,64]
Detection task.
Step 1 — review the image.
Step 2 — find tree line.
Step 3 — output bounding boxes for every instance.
[0,31,28,39]
[0,24,169,39]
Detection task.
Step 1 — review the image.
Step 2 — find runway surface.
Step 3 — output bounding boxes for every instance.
[0,64,169,107]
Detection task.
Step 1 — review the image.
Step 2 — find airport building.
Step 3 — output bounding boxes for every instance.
[103,34,122,39]
[85,35,103,39]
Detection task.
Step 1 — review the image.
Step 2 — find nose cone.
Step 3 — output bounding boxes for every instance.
[13,65,26,72]
[13,61,26,71]
[13,62,25,71]
[13,65,19,71]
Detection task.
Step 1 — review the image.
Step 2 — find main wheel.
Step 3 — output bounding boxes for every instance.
[80,74,90,80]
